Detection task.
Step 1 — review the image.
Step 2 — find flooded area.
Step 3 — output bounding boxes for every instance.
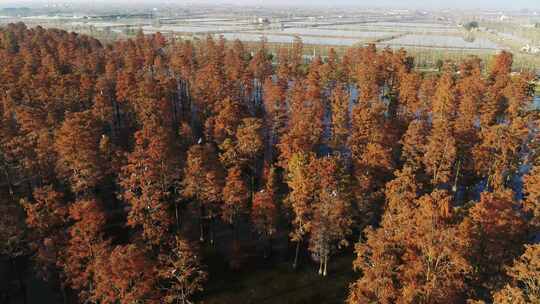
[382,34,503,50]
[0,12,511,51]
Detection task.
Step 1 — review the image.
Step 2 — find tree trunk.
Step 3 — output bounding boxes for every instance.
[199,222,204,242]
[250,172,255,208]
[453,159,461,193]
[181,286,186,304]
[113,99,121,141]
[199,205,205,242]
[210,218,214,245]
[2,163,14,199]
[323,255,328,277]
[175,203,181,233]
[293,240,301,269]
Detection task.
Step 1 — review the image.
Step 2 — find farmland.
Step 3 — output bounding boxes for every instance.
[2,5,539,72]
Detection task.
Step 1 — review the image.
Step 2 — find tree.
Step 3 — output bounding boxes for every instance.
[224,39,249,102]
[222,166,249,229]
[2,29,19,54]
[504,73,534,122]
[0,196,27,302]
[319,48,342,88]
[55,110,104,194]
[460,189,529,292]
[0,199,26,258]
[285,152,315,268]
[473,119,527,191]
[424,122,457,187]
[63,198,109,302]
[524,165,540,228]
[455,58,484,187]
[348,100,395,220]
[276,47,292,90]
[289,36,304,79]
[401,118,429,173]
[158,237,207,304]
[249,38,272,104]
[398,71,422,119]
[348,190,471,304]
[262,78,287,161]
[355,45,381,103]
[251,166,279,258]
[397,190,469,303]
[119,118,178,245]
[236,117,264,164]
[192,36,226,120]
[383,166,421,225]
[308,155,353,276]
[492,244,540,304]
[463,21,479,31]
[93,244,159,304]
[347,224,402,304]
[286,153,354,272]
[218,137,241,169]
[182,144,224,243]
[329,83,350,151]
[489,51,513,80]
[278,81,323,167]
[20,186,68,281]
[481,52,513,127]
[423,70,458,187]
[92,76,117,136]
[205,97,245,145]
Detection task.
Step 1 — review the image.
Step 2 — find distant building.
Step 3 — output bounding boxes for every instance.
[257,17,270,25]
[521,44,540,54]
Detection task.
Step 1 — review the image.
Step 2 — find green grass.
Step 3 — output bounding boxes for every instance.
[199,247,355,304]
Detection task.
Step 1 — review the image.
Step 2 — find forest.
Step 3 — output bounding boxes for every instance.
[0,22,539,304]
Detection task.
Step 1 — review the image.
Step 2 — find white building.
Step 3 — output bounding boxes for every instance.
[521,44,540,54]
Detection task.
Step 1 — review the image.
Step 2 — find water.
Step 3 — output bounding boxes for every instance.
[364,21,455,28]
[142,25,398,41]
[70,21,134,27]
[320,22,460,34]
[497,32,531,45]
[143,24,252,33]
[262,28,399,39]
[382,34,502,50]
[214,33,364,46]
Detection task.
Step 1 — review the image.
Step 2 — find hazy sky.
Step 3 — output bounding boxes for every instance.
[229,0,539,9]
[2,0,540,10]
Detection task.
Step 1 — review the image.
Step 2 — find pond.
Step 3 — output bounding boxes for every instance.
[215,33,364,46]
[262,28,399,39]
[143,24,254,33]
[321,22,460,34]
[382,34,502,50]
